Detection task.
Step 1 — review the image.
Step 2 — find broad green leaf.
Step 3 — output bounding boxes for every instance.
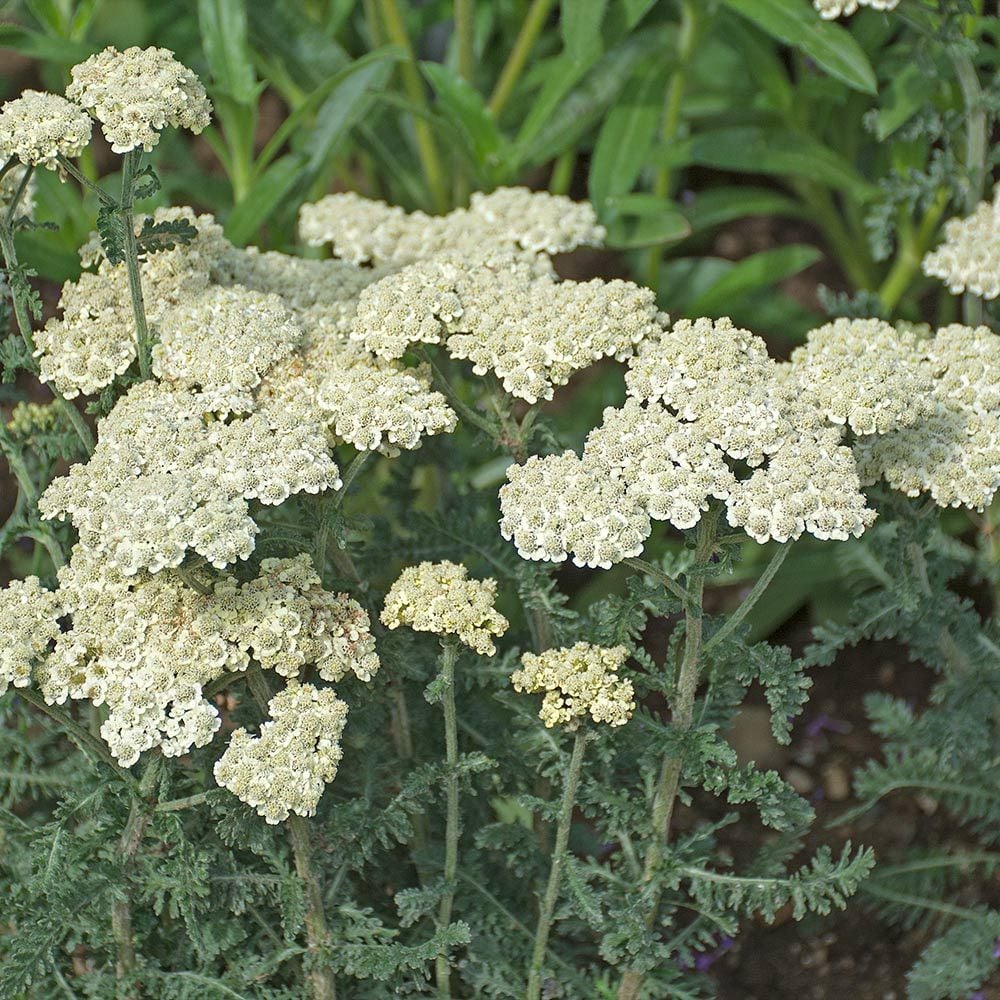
[715,15,794,113]
[622,0,658,28]
[300,49,402,176]
[198,0,258,104]
[224,154,304,245]
[513,53,592,156]
[588,68,664,208]
[657,126,877,200]
[683,186,805,234]
[420,61,504,184]
[0,24,93,63]
[602,194,690,249]
[247,1,348,90]
[719,0,877,94]
[25,0,68,35]
[521,27,668,168]
[561,0,608,64]
[659,256,733,313]
[255,45,404,175]
[686,244,822,316]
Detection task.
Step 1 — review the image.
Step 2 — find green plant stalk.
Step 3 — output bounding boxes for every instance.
[701,542,790,655]
[548,150,575,196]
[643,0,700,292]
[119,150,152,379]
[455,0,475,83]
[435,639,461,998]
[378,0,449,213]
[617,511,718,1000]
[112,753,162,996]
[488,0,556,119]
[246,668,337,1000]
[878,188,950,313]
[794,179,874,292]
[907,540,969,673]
[0,191,95,454]
[623,557,694,605]
[525,729,588,1000]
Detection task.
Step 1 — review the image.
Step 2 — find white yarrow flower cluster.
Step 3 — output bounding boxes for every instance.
[0,578,61,694]
[381,560,509,655]
[355,253,660,403]
[299,186,605,266]
[922,186,1000,300]
[512,643,635,729]
[0,90,92,168]
[814,0,899,17]
[66,46,211,152]
[785,318,933,435]
[214,682,349,824]
[856,324,1000,510]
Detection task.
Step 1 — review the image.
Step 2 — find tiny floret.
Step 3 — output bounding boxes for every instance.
[214,682,348,824]
[0,90,92,168]
[512,643,635,729]
[922,186,999,300]
[67,46,212,153]
[814,0,899,17]
[381,560,509,655]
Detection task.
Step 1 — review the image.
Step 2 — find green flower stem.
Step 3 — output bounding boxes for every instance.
[246,668,337,1000]
[954,49,987,326]
[56,154,116,205]
[378,0,449,213]
[455,0,475,83]
[548,150,575,196]
[701,542,790,655]
[795,179,874,292]
[419,348,496,436]
[15,686,124,773]
[907,540,970,673]
[525,729,588,1000]
[488,0,556,119]
[112,753,163,996]
[877,187,950,313]
[623,557,694,606]
[4,165,33,228]
[616,512,718,1000]
[643,0,701,292]
[435,638,461,998]
[119,150,152,379]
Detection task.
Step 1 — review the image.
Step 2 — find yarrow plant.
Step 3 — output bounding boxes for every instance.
[0,27,997,1000]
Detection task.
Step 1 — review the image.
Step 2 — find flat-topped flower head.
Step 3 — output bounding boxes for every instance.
[214,681,349,824]
[923,186,1000,300]
[787,318,933,435]
[299,186,605,266]
[499,451,651,569]
[626,317,788,465]
[0,577,61,695]
[67,46,211,153]
[381,560,509,655]
[855,324,1000,511]
[512,643,635,729]
[814,0,899,16]
[0,90,92,168]
[582,399,735,529]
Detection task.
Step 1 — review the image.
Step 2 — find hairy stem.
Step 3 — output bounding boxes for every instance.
[435,639,461,998]
[119,151,152,379]
[623,557,694,605]
[378,0,449,213]
[246,668,337,1000]
[488,0,556,119]
[112,754,162,997]
[525,730,588,1000]
[702,542,790,655]
[617,513,717,1000]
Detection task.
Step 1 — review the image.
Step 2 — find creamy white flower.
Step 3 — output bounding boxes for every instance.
[299,186,604,265]
[814,0,899,17]
[0,577,61,694]
[923,186,1000,300]
[0,91,92,168]
[214,681,348,823]
[381,561,509,656]
[787,318,933,435]
[512,643,635,729]
[499,452,651,569]
[626,317,789,465]
[67,46,211,152]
